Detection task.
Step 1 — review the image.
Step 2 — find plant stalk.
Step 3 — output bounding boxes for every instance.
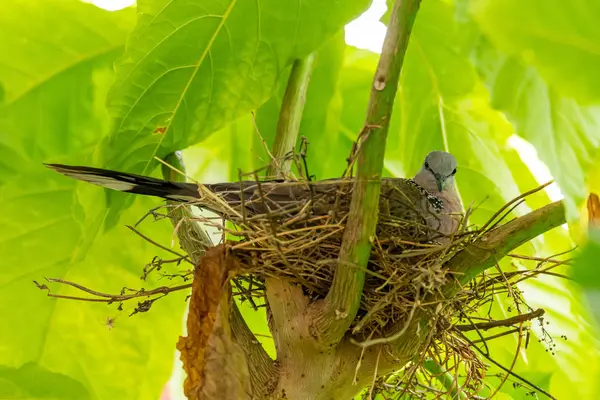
[267,55,316,176]
[312,0,422,348]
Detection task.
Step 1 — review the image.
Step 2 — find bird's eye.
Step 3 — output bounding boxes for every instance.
[424,162,429,169]
[452,168,457,175]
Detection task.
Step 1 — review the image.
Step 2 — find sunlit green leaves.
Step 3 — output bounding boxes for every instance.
[459,0,600,221]
[103,0,370,174]
[0,172,187,400]
[0,0,133,106]
[0,0,134,182]
[472,0,600,104]
[0,2,186,400]
[471,42,600,220]
[573,231,600,324]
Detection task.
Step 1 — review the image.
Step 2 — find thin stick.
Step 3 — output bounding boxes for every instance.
[479,181,553,234]
[461,333,557,399]
[42,277,192,302]
[368,348,382,400]
[489,325,524,398]
[454,308,544,331]
[471,328,521,344]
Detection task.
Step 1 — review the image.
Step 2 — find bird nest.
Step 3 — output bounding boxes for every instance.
[177,172,559,397]
[189,176,473,336]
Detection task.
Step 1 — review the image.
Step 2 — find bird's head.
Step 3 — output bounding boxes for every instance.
[419,151,458,193]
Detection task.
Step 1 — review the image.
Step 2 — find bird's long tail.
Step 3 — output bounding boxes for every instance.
[45,164,201,202]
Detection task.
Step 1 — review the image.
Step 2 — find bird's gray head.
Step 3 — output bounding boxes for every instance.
[418,151,458,193]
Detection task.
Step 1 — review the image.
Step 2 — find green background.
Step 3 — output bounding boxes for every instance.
[1,0,599,398]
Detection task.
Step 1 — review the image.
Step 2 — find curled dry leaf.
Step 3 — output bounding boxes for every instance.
[176,246,251,400]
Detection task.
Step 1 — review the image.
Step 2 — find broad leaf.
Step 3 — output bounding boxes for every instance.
[0,0,133,106]
[102,0,371,175]
[0,2,188,400]
[471,42,600,220]
[471,0,600,104]
[0,0,134,182]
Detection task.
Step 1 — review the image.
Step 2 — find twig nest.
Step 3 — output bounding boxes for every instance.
[192,177,472,336]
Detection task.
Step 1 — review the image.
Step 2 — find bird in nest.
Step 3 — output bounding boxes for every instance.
[46,151,463,241]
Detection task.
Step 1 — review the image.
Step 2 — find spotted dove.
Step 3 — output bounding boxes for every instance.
[45,151,462,241]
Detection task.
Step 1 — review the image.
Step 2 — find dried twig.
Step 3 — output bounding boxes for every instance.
[40,277,192,303]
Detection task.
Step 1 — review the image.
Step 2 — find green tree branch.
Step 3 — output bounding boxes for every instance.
[267,55,316,176]
[311,0,422,348]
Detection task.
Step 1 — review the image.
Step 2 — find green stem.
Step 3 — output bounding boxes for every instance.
[423,359,467,400]
[267,54,316,176]
[312,0,422,348]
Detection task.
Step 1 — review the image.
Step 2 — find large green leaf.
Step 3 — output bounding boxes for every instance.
[471,0,600,104]
[0,0,134,183]
[102,0,371,175]
[0,0,133,106]
[0,2,188,399]
[573,231,600,324]
[1,178,187,399]
[470,41,600,220]
[463,0,600,221]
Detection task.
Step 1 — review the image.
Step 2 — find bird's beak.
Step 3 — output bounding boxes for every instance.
[434,174,446,192]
